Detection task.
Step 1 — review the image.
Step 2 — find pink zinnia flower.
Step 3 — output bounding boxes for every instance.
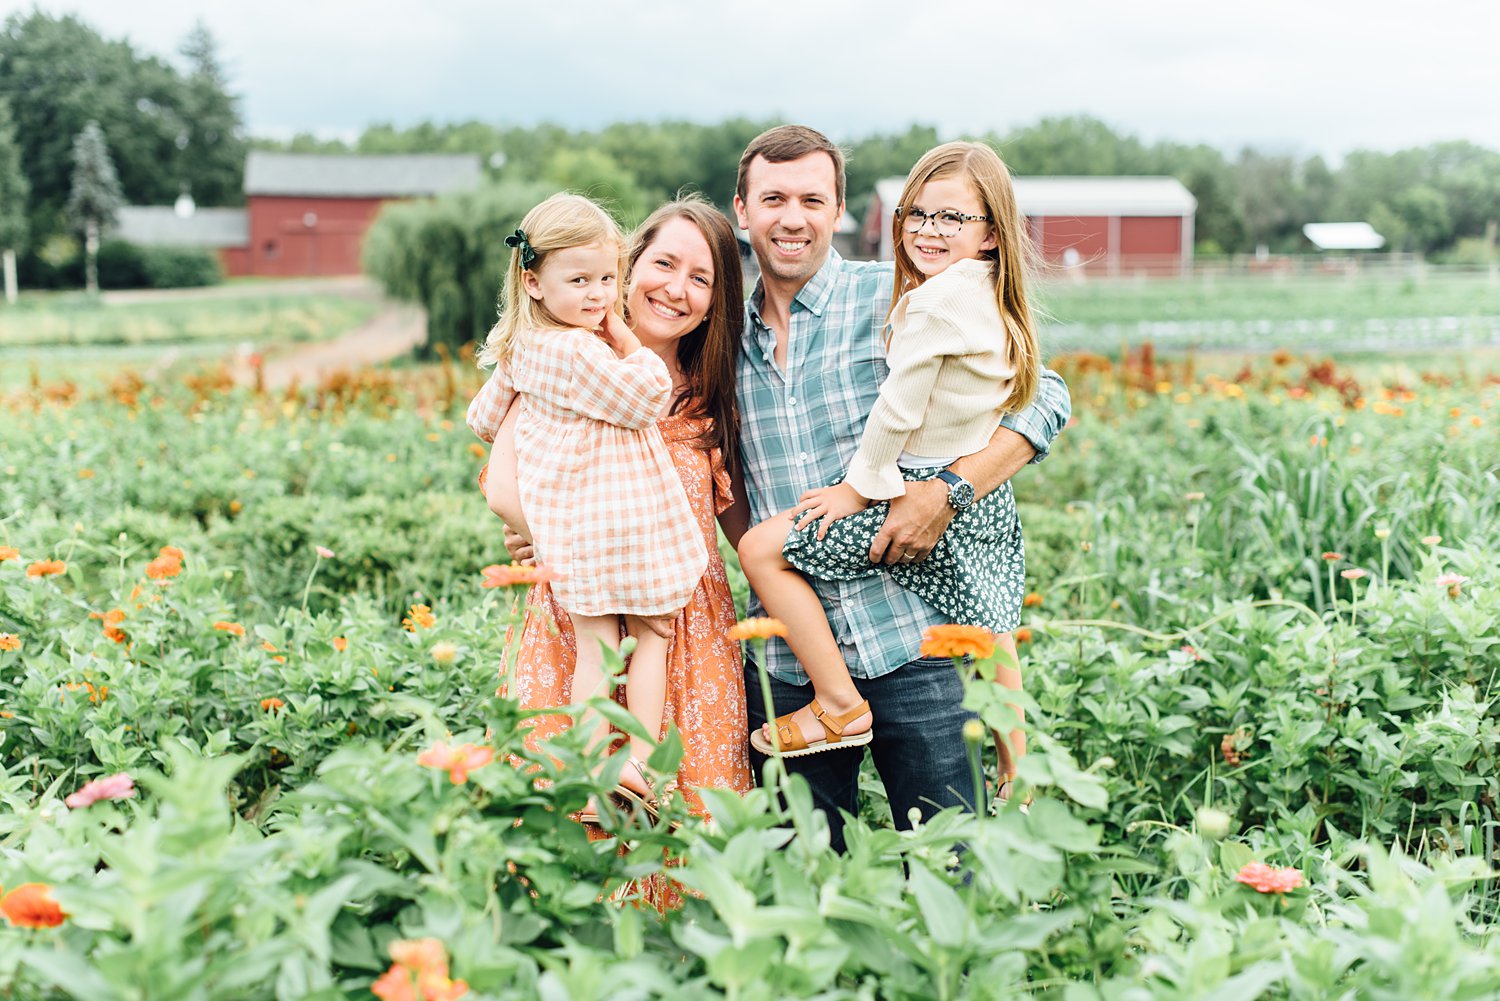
[65,772,136,809]
[1436,573,1469,598]
[417,742,494,785]
[1340,568,1367,580]
[1235,861,1304,894]
[315,546,335,559]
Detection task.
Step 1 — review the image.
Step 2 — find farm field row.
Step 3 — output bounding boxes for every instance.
[1,349,1496,996]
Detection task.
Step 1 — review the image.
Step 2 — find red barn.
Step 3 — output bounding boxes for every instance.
[865,175,1197,276]
[117,153,482,278]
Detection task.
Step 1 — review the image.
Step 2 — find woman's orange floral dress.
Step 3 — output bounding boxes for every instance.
[501,410,751,906]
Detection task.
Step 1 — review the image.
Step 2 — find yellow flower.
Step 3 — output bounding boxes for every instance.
[403,604,436,631]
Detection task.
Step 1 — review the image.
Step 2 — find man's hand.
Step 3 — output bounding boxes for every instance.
[791,481,868,538]
[636,613,677,639]
[869,478,954,564]
[503,525,536,566]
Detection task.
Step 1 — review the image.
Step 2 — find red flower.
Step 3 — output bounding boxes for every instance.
[1235,861,1304,894]
[1,883,68,928]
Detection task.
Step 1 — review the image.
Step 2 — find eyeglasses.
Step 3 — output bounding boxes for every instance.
[898,207,991,237]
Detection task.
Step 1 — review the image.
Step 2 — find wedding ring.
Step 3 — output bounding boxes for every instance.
[902,552,916,561]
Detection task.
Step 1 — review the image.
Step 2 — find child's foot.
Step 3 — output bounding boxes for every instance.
[751,696,872,756]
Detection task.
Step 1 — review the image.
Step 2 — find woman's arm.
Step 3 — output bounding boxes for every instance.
[483,404,529,540]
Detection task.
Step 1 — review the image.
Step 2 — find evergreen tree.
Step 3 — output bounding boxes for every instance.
[65,121,124,294]
[176,21,245,206]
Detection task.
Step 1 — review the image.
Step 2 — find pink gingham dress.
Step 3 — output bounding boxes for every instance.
[467,326,707,617]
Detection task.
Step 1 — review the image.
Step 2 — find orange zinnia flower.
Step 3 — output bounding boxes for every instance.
[417,741,494,785]
[158,545,185,561]
[332,636,348,652]
[1014,627,1033,644]
[479,563,556,589]
[373,937,469,1001]
[919,624,996,661]
[0,633,20,652]
[1,882,68,928]
[1320,552,1342,562]
[260,697,285,713]
[727,617,788,641]
[1022,592,1044,607]
[403,604,436,631]
[1234,861,1304,894]
[213,621,246,637]
[0,546,18,562]
[100,608,127,644]
[26,559,65,578]
[145,554,182,580]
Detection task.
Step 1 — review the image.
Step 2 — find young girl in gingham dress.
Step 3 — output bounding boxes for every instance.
[737,142,1041,804]
[468,193,706,814]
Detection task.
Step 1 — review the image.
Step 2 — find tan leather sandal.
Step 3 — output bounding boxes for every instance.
[749,698,874,757]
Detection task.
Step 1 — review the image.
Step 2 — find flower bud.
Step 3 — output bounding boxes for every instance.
[1195,806,1231,840]
[962,719,985,744]
[430,641,458,665]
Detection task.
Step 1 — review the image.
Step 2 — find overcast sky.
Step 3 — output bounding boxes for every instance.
[7,0,1496,159]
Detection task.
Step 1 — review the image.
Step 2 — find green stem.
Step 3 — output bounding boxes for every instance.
[300,554,322,615]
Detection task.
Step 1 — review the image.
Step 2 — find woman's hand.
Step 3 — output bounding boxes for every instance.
[597,311,642,358]
[791,481,869,539]
[503,525,536,566]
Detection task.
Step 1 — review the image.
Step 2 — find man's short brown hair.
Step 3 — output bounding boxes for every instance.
[736,125,846,207]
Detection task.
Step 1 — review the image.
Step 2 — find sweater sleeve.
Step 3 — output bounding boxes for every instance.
[465,364,516,443]
[842,306,969,500]
[560,329,673,430]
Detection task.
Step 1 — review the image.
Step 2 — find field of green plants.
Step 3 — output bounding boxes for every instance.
[1,337,1497,998]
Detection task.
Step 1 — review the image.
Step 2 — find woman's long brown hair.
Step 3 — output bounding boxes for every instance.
[625,195,745,468]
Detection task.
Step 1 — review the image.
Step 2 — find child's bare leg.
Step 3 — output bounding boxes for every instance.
[989,632,1026,794]
[569,611,623,755]
[620,614,674,796]
[738,513,871,745]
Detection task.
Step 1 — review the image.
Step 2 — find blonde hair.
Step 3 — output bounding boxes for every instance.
[478,193,625,368]
[889,141,1040,414]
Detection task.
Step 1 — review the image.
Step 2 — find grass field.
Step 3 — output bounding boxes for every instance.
[1036,271,1500,354]
[0,292,380,391]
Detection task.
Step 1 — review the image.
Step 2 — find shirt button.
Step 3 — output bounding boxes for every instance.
[799,452,808,461]
[788,397,797,407]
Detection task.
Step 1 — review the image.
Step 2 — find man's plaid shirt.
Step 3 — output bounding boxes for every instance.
[737,250,1072,685]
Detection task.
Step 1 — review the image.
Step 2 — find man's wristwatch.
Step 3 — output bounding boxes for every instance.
[935,469,975,511]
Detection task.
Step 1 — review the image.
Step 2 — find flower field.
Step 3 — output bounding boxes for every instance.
[1,346,1497,999]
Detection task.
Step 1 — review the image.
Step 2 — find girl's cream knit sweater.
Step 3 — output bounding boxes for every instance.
[843,258,1016,500]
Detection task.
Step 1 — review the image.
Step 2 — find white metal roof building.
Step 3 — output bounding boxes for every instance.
[243,152,483,198]
[1302,222,1385,251]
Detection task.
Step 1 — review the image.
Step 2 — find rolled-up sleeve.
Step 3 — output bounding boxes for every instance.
[999,366,1071,462]
[465,365,516,443]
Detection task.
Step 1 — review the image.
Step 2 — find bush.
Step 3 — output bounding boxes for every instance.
[363,179,556,360]
[98,240,222,289]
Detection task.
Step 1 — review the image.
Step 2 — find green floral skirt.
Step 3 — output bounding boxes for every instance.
[781,468,1025,634]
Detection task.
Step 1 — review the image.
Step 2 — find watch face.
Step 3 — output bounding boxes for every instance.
[950,481,975,509]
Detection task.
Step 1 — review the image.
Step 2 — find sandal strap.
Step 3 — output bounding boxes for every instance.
[809,698,871,740]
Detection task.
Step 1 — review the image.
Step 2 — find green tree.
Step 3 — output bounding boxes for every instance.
[543,148,651,226]
[1232,150,1303,250]
[175,21,246,206]
[363,179,554,359]
[993,115,1148,176]
[65,121,125,295]
[0,98,27,254]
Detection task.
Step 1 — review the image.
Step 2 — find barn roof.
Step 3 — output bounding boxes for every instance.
[244,152,483,197]
[1302,222,1385,251]
[116,206,249,247]
[874,175,1197,217]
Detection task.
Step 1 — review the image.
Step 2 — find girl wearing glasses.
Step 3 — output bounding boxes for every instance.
[738,142,1040,799]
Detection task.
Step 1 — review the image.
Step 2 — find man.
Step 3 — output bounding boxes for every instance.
[721,125,1070,851]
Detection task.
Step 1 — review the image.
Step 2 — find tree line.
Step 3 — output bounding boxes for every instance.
[2,9,1497,296]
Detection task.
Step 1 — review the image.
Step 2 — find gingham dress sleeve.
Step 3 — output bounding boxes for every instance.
[465,363,516,443]
[527,328,672,431]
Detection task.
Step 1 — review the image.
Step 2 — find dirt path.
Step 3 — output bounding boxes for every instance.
[232,300,428,389]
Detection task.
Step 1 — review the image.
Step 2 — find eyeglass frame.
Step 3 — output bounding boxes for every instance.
[896,206,993,236]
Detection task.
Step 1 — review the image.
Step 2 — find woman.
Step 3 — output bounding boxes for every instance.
[471,195,752,842]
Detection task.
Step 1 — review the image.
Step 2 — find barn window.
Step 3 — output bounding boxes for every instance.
[264,240,279,260]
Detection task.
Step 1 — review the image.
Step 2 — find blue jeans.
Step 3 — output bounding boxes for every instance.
[743,655,979,853]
